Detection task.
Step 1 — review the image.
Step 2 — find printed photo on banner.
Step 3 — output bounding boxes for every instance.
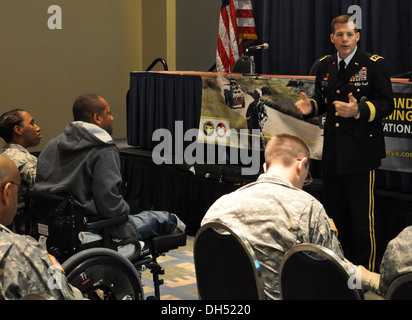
[198,75,412,173]
[198,75,324,160]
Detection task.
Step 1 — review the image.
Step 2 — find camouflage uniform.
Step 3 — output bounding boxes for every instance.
[201,173,344,300]
[0,143,37,214]
[0,224,83,300]
[379,226,412,295]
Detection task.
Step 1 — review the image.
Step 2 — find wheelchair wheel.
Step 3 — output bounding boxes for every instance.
[62,248,144,300]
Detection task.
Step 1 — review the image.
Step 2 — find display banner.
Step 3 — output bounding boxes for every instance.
[381,82,412,172]
[199,74,412,173]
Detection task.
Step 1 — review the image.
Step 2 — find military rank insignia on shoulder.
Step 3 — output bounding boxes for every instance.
[370,54,384,62]
[319,55,329,62]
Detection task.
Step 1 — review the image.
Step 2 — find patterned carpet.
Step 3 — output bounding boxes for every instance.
[141,236,199,300]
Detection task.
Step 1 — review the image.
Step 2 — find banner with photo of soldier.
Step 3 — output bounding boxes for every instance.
[380,81,412,173]
[198,74,412,173]
[198,75,324,160]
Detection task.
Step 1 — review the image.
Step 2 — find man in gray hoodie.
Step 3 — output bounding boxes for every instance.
[34,94,184,241]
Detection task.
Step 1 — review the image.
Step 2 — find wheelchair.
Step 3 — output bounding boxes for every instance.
[26,190,187,300]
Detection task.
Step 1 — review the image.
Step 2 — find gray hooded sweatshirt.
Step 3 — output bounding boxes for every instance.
[34,121,138,239]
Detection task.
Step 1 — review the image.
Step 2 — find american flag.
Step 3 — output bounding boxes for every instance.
[216,0,258,73]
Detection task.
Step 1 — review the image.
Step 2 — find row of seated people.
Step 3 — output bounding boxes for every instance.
[1,97,412,300]
[0,95,186,300]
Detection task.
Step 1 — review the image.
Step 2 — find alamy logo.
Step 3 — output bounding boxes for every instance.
[47,5,62,30]
[152,121,261,175]
[347,266,363,290]
[47,265,63,290]
[348,5,362,30]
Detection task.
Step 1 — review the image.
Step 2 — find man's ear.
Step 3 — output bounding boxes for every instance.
[91,113,100,125]
[297,157,308,174]
[1,183,12,206]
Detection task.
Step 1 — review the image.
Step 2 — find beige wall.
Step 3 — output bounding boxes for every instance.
[0,0,219,152]
[176,0,220,71]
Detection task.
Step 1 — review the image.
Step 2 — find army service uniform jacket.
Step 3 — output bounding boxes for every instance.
[307,49,394,175]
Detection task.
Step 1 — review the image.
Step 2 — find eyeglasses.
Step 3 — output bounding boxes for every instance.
[304,170,313,186]
[297,158,313,186]
[1,181,20,192]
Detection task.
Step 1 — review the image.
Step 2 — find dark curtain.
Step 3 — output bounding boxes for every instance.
[127,72,203,149]
[120,150,240,235]
[251,0,412,77]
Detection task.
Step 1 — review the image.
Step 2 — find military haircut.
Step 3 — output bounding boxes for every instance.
[331,14,358,34]
[72,93,105,122]
[0,154,16,186]
[0,109,26,143]
[264,133,310,168]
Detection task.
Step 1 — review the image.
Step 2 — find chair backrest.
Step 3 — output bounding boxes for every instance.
[194,222,266,300]
[385,273,412,300]
[279,243,363,300]
[28,190,84,260]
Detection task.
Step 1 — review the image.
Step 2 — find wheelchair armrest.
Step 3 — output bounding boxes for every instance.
[85,215,128,233]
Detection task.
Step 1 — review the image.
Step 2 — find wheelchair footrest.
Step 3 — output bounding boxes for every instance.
[150,233,186,254]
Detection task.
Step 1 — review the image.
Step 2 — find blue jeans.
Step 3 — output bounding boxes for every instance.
[129,210,178,240]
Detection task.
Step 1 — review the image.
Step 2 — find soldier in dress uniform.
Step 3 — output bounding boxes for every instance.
[295,15,394,270]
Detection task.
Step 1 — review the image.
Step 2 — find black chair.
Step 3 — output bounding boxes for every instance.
[27,190,186,300]
[194,222,266,300]
[279,243,364,300]
[385,273,412,300]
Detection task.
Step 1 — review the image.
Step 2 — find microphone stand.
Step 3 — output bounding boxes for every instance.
[242,55,260,77]
[242,53,260,77]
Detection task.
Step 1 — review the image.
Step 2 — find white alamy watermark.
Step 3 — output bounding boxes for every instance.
[347,265,363,290]
[348,5,362,30]
[47,5,62,30]
[47,265,64,290]
[152,121,262,175]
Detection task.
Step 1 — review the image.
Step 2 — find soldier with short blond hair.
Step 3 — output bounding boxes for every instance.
[201,133,344,300]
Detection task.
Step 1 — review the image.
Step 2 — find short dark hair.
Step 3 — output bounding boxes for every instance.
[331,15,358,34]
[0,109,25,143]
[72,94,105,122]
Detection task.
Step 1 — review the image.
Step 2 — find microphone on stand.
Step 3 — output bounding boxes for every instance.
[245,43,269,53]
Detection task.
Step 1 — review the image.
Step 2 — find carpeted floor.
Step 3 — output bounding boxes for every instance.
[141,236,199,300]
